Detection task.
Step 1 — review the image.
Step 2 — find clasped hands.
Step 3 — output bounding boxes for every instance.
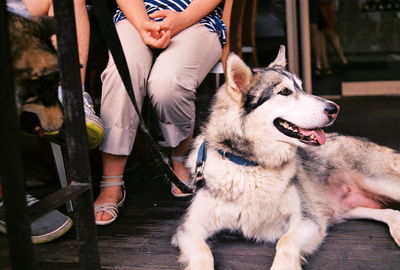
[140,10,189,49]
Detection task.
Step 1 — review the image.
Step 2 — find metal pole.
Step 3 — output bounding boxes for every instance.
[52,0,100,269]
[0,0,35,268]
[285,0,300,75]
[299,0,313,93]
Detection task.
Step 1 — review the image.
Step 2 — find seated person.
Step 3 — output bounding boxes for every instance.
[94,0,226,225]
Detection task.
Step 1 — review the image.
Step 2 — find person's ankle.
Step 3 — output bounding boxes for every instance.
[172,161,190,180]
[95,185,123,203]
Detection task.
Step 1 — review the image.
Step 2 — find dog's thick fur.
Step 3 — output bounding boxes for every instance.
[8,12,63,131]
[172,46,400,270]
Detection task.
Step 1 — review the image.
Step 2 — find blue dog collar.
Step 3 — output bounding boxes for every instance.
[216,149,258,167]
[196,141,258,167]
[196,141,207,167]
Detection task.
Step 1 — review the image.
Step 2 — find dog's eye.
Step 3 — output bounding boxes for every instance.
[278,88,292,96]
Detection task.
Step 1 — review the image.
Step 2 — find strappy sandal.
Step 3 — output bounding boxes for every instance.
[171,179,194,198]
[170,155,193,198]
[94,175,126,226]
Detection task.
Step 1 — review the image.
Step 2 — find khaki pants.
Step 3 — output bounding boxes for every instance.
[99,20,222,155]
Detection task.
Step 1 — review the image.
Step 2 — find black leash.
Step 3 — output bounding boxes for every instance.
[92,0,193,194]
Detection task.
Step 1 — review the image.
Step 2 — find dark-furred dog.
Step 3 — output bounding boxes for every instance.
[8,12,62,131]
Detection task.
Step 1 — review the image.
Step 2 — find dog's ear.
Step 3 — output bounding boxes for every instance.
[32,16,56,37]
[268,45,286,69]
[226,53,253,98]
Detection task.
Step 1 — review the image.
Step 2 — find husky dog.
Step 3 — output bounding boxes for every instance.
[7,12,63,132]
[172,46,400,270]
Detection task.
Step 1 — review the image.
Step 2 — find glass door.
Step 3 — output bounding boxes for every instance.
[255,0,313,93]
[304,0,400,96]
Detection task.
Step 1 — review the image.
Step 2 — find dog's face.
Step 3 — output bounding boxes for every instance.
[8,12,63,131]
[223,46,339,148]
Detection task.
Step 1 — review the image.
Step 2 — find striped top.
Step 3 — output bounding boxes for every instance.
[113,0,226,45]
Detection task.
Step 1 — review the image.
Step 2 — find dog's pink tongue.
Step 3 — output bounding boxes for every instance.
[299,128,326,145]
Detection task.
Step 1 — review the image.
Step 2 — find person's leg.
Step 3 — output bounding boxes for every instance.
[24,0,89,83]
[148,23,221,196]
[319,31,332,74]
[23,0,51,17]
[49,0,89,83]
[324,29,347,65]
[309,0,322,75]
[71,0,89,84]
[319,4,347,66]
[95,19,152,223]
[24,0,104,148]
[310,24,322,75]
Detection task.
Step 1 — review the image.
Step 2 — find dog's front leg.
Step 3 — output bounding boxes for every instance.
[270,219,325,270]
[172,192,220,270]
[173,228,214,270]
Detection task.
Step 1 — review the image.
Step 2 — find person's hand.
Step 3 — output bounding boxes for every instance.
[140,20,171,49]
[149,10,189,38]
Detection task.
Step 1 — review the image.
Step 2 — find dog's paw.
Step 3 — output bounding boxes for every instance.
[270,261,302,270]
[179,253,214,270]
[184,262,214,270]
[270,265,301,270]
[171,234,178,247]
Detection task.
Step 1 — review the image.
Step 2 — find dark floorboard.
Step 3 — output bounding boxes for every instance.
[1,96,400,269]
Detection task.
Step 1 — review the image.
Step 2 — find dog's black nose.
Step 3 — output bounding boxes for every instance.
[325,102,339,119]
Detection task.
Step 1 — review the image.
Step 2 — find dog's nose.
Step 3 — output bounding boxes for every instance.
[325,102,339,119]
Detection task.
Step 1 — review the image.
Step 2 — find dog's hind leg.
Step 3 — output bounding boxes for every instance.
[356,151,400,202]
[327,169,400,246]
[270,218,326,270]
[337,138,400,201]
[345,207,400,246]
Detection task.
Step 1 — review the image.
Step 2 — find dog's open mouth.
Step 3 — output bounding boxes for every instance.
[273,118,326,146]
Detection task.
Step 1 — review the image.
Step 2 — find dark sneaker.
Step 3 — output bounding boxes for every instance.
[45,90,105,149]
[0,194,73,244]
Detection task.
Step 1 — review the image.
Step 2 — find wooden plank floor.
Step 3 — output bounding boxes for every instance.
[1,96,400,270]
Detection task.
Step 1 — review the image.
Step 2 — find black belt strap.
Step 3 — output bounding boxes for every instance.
[92,0,193,194]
